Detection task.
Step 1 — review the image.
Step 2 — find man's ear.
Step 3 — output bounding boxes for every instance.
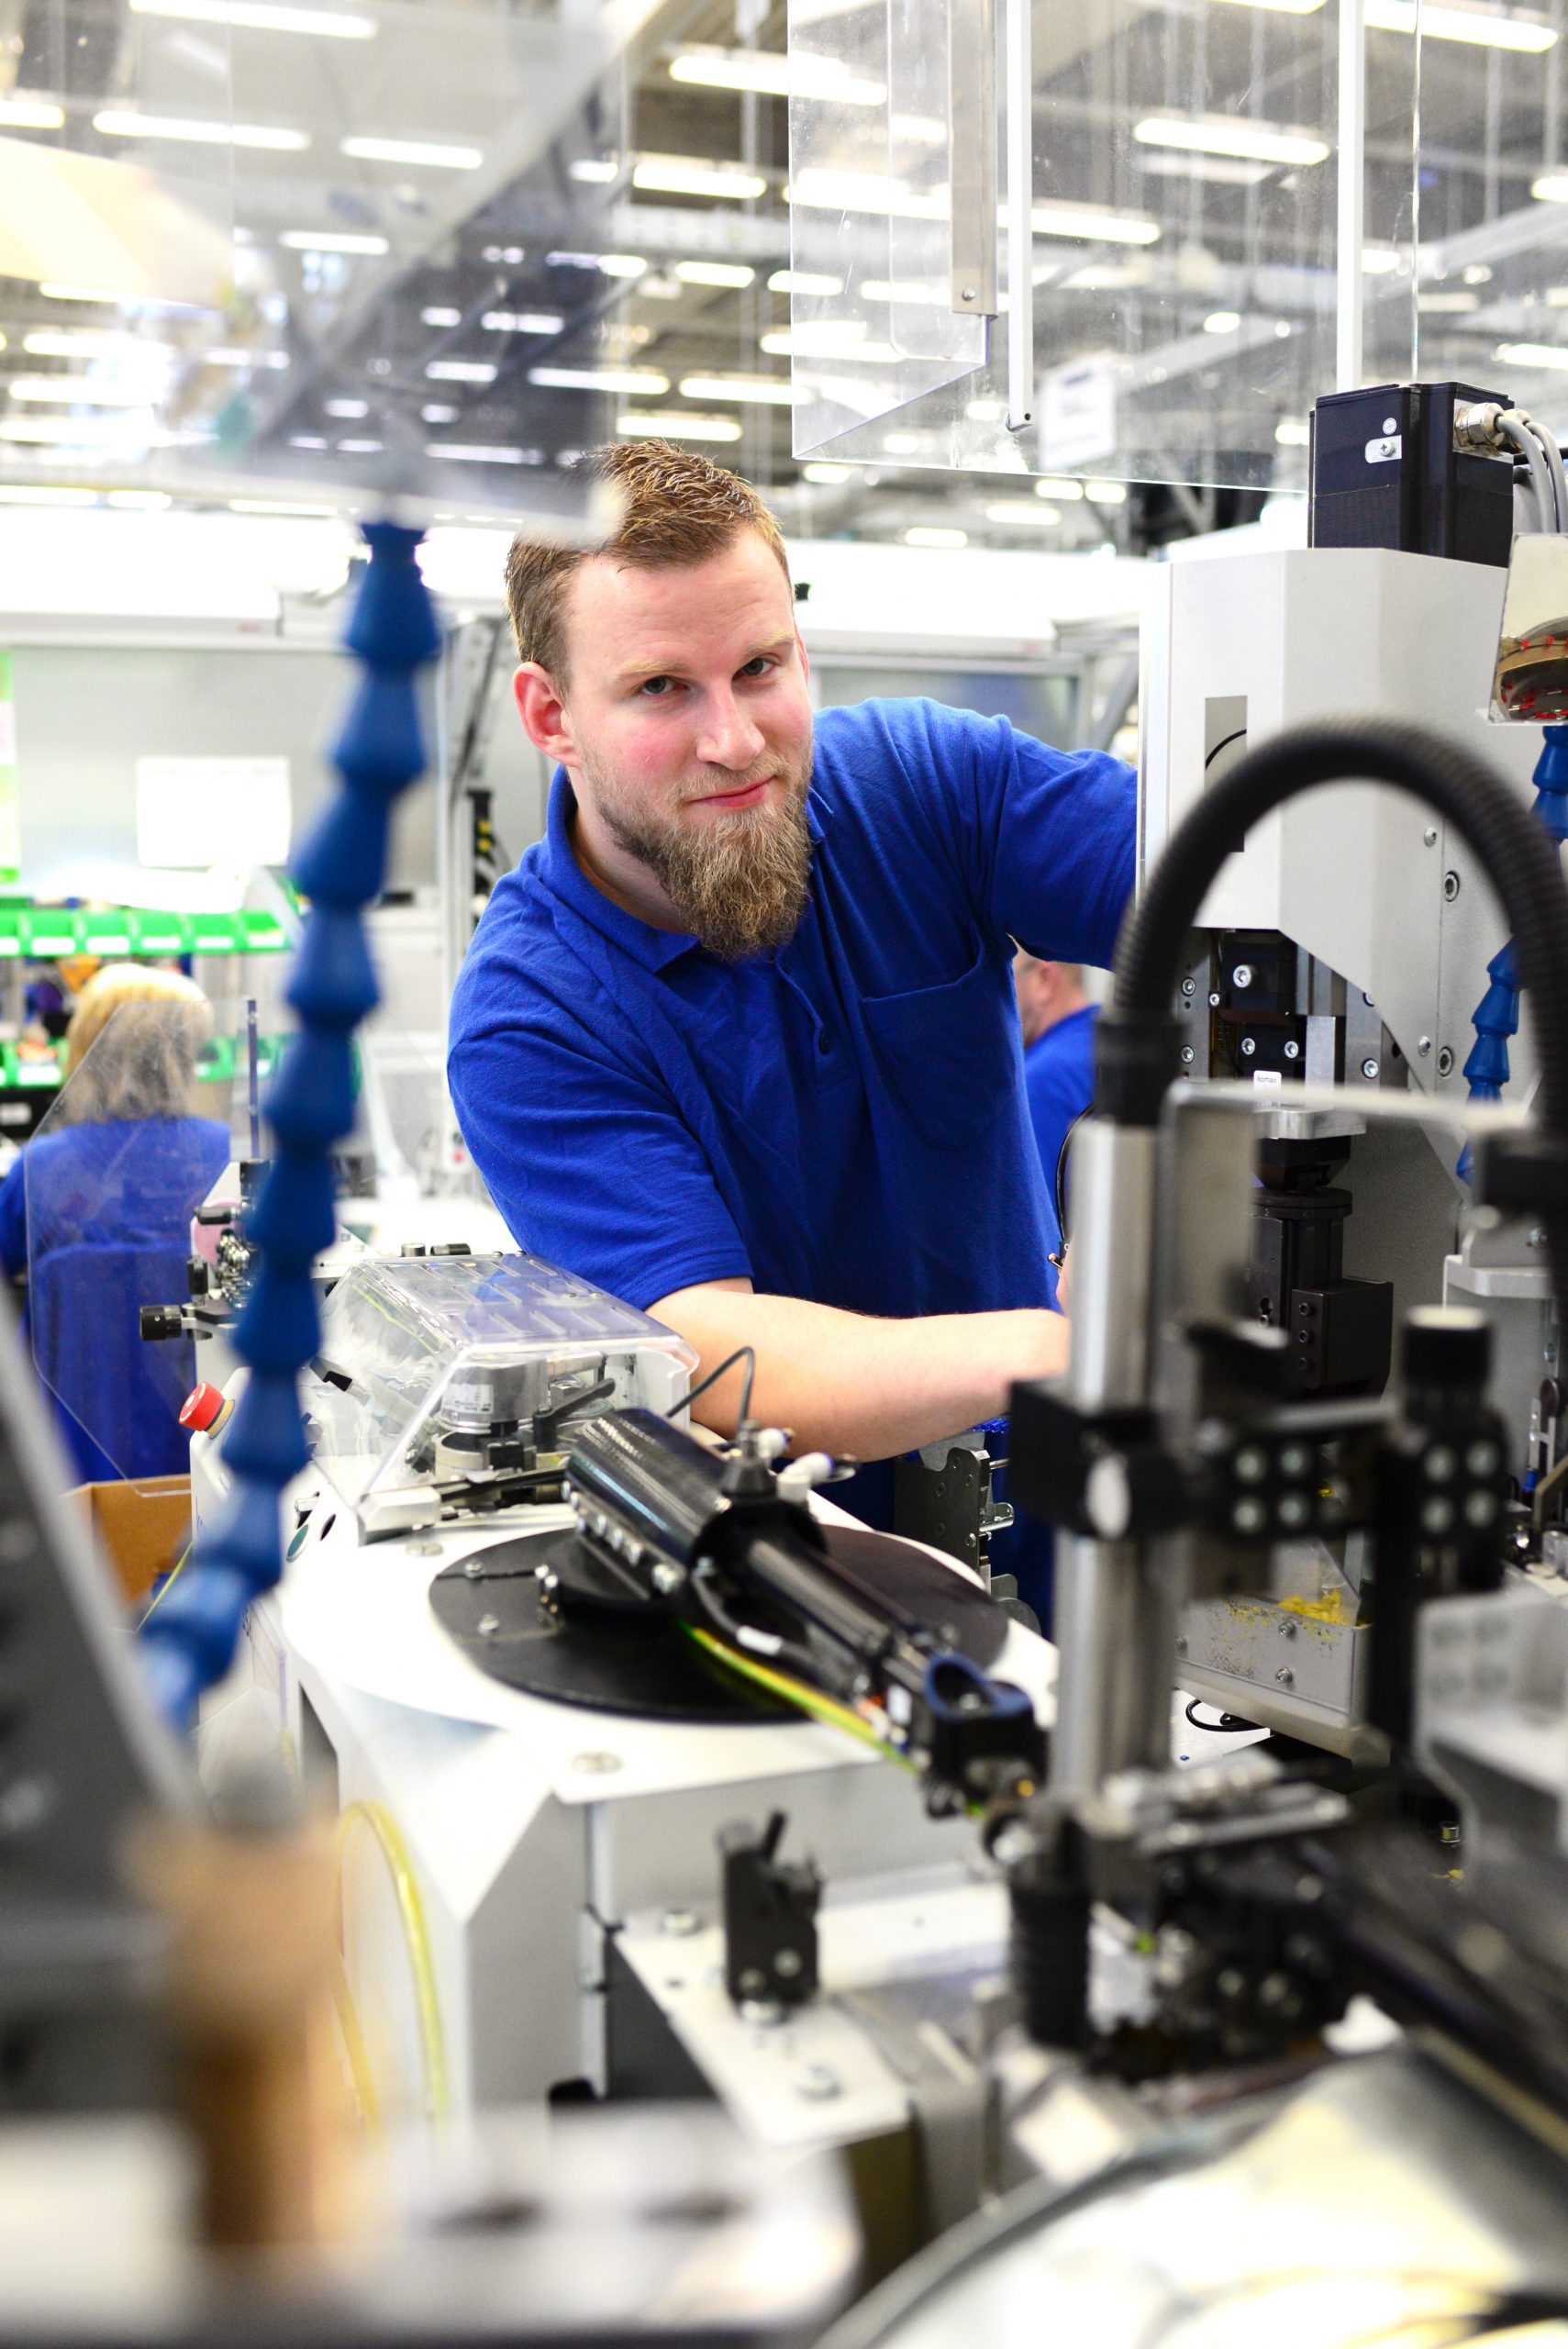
[795,622,811,694]
[514,664,575,763]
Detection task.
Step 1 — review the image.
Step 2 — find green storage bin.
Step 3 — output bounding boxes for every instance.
[20,910,81,958]
[128,910,192,958]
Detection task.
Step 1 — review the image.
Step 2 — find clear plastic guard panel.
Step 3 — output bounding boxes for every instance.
[0,0,629,527]
[25,994,232,1494]
[1488,532,1568,721]
[790,0,1357,492]
[303,1252,694,1508]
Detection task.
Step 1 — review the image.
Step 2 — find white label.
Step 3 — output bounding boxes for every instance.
[1040,353,1118,470]
[1251,1067,1284,1090]
[136,755,292,872]
[1365,435,1402,464]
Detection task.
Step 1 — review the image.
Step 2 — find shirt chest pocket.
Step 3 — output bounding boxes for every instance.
[861,948,1012,1152]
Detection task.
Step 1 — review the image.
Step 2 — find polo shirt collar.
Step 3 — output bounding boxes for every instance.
[540,767,830,972]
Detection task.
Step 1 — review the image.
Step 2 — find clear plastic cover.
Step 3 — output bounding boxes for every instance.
[788,0,1377,493]
[304,1251,694,1507]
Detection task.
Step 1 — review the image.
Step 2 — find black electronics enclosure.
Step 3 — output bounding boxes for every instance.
[1308,381,1514,566]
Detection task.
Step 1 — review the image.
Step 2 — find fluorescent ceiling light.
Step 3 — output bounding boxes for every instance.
[1204,309,1242,333]
[1274,417,1310,446]
[600,254,648,279]
[1031,199,1162,244]
[986,500,1062,524]
[482,310,563,333]
[230,498,338,515]
[421,403,457,422]
[426,358,496,383]
[0,415,153,442]
[205,346,289,366]
[639,276,683,299]
[1037,475,1084,499]
[1496,340,1568,369]
[633,156,768,201]
[341,135,483,170]
[884,431,921,453]
[1133,117,1329,166]
[422,306,462,328]
[530,363,669,394]
[0,484,98,505]
[128,0,375,35]
[1366,0,1554,42]
[570,157,619,183]
[39,284,120,303]
[761,325,901,361]
[0,97,64,128]
[1418,290,1480,312]
[966,397,1006,421]
[280,228,389,254]
[94,108,309,150]
[1084,481,1128,504]
[904,527,966,547]
[680,373,795,405]
[325,397,368,418]
[668,46,885,103]
[338,438,382,452]
[674,260,756,288]
[862,277,947,306]
[803,462,851,482]
[426,444,529,462]
[1362,244,1406,273]
[23,329,171,360]
[769,269,843,295]
[108,489,173,508]
[288,433,328,449]
[617,409,743,442]
[1533,173,1568,202]
[1138,150,1273,185]
[7,376,156,406]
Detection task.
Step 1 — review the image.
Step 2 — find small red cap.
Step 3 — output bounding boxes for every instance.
[180,1382,227,1433]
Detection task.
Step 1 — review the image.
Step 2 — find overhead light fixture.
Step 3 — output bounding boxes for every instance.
[422,306,462,328]
[7,376,156,406]
[985,499,1062,524]
[128,0,376,35]
[0,97,64,128]
[1362,244,1407,273]
[530,363,670,394]
[205,346,289,366]
[1366,0,1554,43]
[761,325,902,362]
[426,358,496,383]
[94,107,310,150]
[325,396,369,417]
[569,157,620,183]
[39,284,121,304]
[862,277,947,306]
[107,488,174,508]
[426,444,532,462]
[229,497,339,515]
[639,275,683,300]
[965,397,1006,421]
[616,409,743,442]
[0,484,98,506]
[1274,417,1311,446]
[1084,481,1128,504]
[768,269,844,295]
[341,135,484,169]
[1138,150,1273,186]
[1533,173,1568,202]
[23,329,170,360]
[483,310,562,334]
[1418,290,1480,312]
[280,228,389,254]
[421,403,457,422]
[668,46,886,104]
[338,437,383,452]
[1496,340,1568,369]
[0,414,152,443]
[673,260,756,288]
[803,461,851,483]
[632,155,768,201]
[884,431,921,454]
[1210,0,1325,12]
[1464,263,1495,284]
[679,373,795,405]
[1204,309,1242,334]
[1030,199,1162,244]
[600,254,648,279]
[1133,117,1329,167]
[903,526,967,547]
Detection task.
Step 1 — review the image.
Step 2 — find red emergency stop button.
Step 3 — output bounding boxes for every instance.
[181,1381,231,1436]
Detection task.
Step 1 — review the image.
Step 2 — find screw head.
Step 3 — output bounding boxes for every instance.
[1361,1058,1380,1081]
[961,286,976,302]
[1208,990,1222,1008]
[1284,1039,1300,1061]
[1438,1046,1455,1077]
[1424,826,1439,847]
[773,1948,804,1978]
[476,1613,500,1637]
[1240,1036,1257,1058]
[1275,1664,1295,1687]
[1418,1037,1432,1056]
[1181,976,1197,996]
[1444,870,1462,901]
[1232,963,1253,988]
[1180,1043,1195,1065]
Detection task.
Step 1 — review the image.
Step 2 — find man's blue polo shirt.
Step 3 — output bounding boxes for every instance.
[448,697,1134,1430]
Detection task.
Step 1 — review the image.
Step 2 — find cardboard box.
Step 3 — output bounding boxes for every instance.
[71,1475,191,1609]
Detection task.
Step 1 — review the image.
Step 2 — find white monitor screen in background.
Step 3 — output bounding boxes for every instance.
[135,755,293,874]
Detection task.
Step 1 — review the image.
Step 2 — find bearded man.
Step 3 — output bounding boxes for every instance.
[446,441,1135,1524]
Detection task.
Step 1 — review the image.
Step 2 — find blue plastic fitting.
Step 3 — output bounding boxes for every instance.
[1460,727,1568,1174]
[139,522,439,1727]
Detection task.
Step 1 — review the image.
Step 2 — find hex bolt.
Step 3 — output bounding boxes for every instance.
[1181,976,1197,997]
[1283,1040,1300,1061]
[1240,1036,1257,1059]
[1275,1665,1295,1687]
[1361,1058,1380,1081]
[1232,963,1253,988]
[1444,870,1462,902]
[463,1556,485,1578]
[1180,1044,1195,1065]
[1208,990,1221,1008]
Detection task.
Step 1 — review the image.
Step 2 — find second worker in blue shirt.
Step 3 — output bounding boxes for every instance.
[448,441,1136,1527]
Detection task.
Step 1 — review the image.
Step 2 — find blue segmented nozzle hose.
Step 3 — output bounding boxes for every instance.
[139,523,441,1727]
[1458,727,1568,1183]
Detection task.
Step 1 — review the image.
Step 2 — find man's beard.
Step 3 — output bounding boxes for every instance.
[584,751,814,961]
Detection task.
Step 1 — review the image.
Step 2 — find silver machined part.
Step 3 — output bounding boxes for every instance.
[1064,1119,1158,1412]
[1454,399,1505,450]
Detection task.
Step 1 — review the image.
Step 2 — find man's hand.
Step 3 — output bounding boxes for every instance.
[646,1276,1069,1458]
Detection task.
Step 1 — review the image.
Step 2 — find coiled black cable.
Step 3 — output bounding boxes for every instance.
[1106,718,1568,1338]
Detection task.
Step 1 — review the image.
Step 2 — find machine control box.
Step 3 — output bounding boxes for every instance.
[1309,380,1514,567]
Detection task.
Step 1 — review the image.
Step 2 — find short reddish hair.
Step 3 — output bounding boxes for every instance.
[504,440,791,679]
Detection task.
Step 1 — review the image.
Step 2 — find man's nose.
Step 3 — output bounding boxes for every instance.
[695,688,766,770]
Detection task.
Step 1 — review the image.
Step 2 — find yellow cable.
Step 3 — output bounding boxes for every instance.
[137,1542,190,1628]
[337,1798,450,2129]
[684,1622,915,1770]
[328,1952,383,2136]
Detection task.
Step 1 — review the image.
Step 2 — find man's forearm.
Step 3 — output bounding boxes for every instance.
[647,1279,1069,1458]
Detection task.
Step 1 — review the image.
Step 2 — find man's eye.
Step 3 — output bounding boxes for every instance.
[740,657,771,678]
[639,675,674,697]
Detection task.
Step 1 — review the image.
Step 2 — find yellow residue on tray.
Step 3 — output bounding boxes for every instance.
[1279,1584,1361,1627]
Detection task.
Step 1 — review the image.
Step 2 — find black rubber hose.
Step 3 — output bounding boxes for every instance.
[1106,717,1568,1335]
